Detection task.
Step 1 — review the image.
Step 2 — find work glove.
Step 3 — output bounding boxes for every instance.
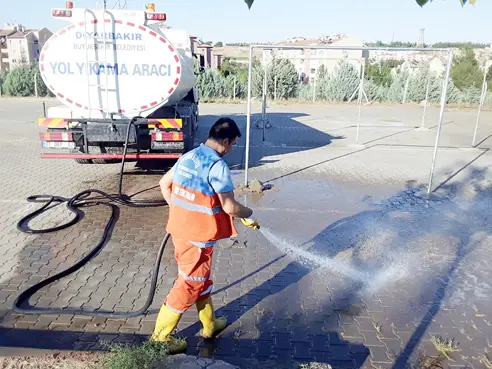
[241,218,260,230]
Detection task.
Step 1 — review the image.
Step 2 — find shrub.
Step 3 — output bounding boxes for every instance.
[322,60,360,101]
[104,340,171,369]
[364,79,389,102]
[2,65,34,97]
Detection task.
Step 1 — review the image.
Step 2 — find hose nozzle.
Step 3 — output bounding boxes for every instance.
[241,218,260,230]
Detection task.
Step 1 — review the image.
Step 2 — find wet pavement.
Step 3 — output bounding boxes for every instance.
[0,99,492,368]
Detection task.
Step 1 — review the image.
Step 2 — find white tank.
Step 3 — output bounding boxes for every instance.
[40,7,195,119]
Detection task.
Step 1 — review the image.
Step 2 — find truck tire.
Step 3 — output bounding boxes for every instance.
[75,158,93,164]
[92,158,120,164]
[93,159,108,164]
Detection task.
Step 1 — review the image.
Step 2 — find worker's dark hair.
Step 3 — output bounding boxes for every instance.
[208,117,241,142]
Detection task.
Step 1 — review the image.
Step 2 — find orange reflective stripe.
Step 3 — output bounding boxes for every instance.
[166,149,238,242]
[171,195,222,215]
[166,206,236,242]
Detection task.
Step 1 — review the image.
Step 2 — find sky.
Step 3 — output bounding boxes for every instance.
[0,0,491,45]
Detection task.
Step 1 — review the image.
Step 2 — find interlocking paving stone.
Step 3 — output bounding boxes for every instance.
[1,101,492,369]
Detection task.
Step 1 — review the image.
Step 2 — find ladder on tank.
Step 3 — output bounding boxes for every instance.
[83,8,121,118]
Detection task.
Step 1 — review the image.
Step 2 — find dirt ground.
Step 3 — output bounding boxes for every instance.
[0,352,103,369]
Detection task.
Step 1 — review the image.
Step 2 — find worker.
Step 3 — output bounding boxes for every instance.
[152,117,259,353]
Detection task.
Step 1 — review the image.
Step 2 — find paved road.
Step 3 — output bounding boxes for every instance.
[0,98,492,368]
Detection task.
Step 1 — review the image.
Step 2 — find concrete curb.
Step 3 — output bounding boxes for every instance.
[162,355,240,369]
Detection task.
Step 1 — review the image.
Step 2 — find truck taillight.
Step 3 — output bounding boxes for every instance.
[40,132,74,142]
[52,9,72,17]
[151,132,183,141]
[146,12,166,21]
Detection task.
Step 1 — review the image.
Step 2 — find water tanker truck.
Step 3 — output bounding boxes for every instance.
[37,2,198,163]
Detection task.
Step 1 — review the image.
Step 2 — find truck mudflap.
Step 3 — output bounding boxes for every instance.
[37,117,189,161]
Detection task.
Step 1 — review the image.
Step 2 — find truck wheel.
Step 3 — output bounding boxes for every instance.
[75,158,93,164]
[93,158,120,164]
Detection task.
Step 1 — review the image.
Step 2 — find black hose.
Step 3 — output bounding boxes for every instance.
[13,117,171,317]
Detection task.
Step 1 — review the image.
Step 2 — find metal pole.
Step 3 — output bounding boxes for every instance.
[427,50,453,194]
[262,60,267,123]
[472,68,488,147]
[249,45,450,52]
[421,74,431,128]
[42,101,46,118]
[262,58,268,142]
[313,78,316,102]
[244,45,253,186]
[34,72,38,98]
[355,62,365,144]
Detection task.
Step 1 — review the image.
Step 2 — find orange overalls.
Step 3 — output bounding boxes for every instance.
[164,145,237,314]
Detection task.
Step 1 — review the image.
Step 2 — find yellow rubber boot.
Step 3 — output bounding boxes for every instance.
[196,297,227,338]
[151,304,188,354]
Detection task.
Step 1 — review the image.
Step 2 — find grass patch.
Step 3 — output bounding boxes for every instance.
[373,321,383,336]
[430,335,461,360]
[233,329,243,340]
[480,354,492,369]
[103,340,171,369]
[0,353,103,369]
[414,353,445,369]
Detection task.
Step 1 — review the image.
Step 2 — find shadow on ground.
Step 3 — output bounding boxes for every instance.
[1,165,491,369]
[195,113,344,171]
[176,169,492,368]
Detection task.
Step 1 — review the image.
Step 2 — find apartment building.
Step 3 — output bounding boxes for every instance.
[0,24,52,72]
[262,35,364,82]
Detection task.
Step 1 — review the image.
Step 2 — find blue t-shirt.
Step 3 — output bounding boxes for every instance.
[209,159,234,193]
[171,145,234,195]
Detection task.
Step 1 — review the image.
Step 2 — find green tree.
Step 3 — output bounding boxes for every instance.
[219,59,239,78]
[450,48,483,90]
[316,64,327,80]
[225,74,247,99]
[218,58,249,86]
[0,70,7,95]
[365,61,397,87]
[432,41,488,48]
[365,41,420,48]
[364,79,390,102]
[269,59,299,99]
[195,68,227,100]
[32,63,51,97]
[2,65,35,97]
[406,68,442,103]
[253,58,298,100]
[386,70,408,103]
[214,41,223,47]
[321,60,360,101]
[193,57,201,76]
